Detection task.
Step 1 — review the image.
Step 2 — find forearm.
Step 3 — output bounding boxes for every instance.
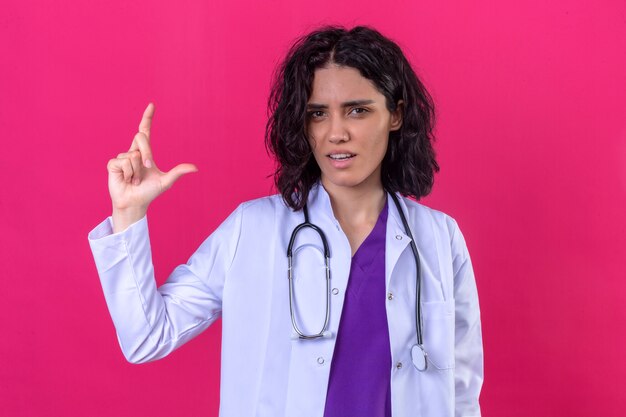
[447,218,484,416]
[88,216,214,363]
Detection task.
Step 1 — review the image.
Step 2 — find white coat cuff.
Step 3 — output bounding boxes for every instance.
[87,215,149,277]
[88,215,146,240]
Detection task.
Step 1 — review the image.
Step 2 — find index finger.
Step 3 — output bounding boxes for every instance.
[138,102,155,140]
[128,132,154,168]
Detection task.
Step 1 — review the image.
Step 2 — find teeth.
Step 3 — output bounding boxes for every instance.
[329,153,354,160]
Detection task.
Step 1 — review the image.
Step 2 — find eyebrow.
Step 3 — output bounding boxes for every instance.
[306,99,376,109]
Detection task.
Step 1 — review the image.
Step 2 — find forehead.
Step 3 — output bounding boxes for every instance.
[308,65,384,103]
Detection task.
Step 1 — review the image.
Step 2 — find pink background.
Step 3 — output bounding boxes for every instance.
[1,0,625,416]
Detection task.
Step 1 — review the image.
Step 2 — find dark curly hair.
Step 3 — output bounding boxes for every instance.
[265,25,438,210]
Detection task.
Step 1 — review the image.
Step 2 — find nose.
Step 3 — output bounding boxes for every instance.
[328,116,349,144]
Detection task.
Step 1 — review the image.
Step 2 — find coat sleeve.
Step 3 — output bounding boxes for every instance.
[448,218,484,417]
[87,206,243,364]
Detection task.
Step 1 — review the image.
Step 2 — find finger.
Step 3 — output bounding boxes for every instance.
[108,157,134,183]
[116,151,142,180]
[127,150,143,184]
[129,132,154,168]
[161,163,198,190]
[138,102,154,141]
[121,157,134,182]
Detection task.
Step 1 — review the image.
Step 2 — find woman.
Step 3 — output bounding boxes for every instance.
[89,26,483,417]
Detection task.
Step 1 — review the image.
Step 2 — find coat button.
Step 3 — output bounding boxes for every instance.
[317,357,325,365]
[387,292,394,300]
[332,288,339,295]
[395,235,402,240]
[396,362,403,369]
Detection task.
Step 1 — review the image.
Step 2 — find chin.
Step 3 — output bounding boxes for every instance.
[321,173,377,191]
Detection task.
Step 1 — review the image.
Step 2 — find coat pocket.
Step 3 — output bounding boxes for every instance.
[422,299,455,370]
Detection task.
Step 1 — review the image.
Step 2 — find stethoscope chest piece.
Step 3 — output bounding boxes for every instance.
[411,344,428,371]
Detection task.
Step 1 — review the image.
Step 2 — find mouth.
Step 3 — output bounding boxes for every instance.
[327,153,355,161]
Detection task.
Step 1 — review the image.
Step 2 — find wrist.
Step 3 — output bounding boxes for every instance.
[111,206,147,233]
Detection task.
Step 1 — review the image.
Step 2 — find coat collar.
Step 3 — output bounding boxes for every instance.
[305,182,335,224]
[306,181,411,235]
[385,191,413,287]
[305,182,412,282]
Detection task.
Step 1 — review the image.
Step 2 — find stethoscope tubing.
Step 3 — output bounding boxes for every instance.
[389,193,424,347]
[287,205,332,339]
[286,192,428,371]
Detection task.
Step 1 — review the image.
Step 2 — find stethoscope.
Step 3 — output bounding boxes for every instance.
[287,192,429,372]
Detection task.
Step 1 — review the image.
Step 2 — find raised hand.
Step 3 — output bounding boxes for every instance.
[107,103,198,232]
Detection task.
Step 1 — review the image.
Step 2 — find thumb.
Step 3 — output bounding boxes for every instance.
[161,163,198,190]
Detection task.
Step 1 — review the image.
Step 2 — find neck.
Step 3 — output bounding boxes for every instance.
[321,178,387,228]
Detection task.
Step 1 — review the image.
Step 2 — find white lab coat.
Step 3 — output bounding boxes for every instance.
[88,183,483,417]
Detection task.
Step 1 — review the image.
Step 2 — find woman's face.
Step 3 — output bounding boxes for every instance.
[306,64,402,194]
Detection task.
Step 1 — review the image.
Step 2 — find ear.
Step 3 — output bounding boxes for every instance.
[389,100,404,131]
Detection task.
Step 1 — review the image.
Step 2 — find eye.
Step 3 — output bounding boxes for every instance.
[307,110,325,119]
[350,107,369,115]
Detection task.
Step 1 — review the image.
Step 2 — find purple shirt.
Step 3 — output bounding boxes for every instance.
[323,202,392,417]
